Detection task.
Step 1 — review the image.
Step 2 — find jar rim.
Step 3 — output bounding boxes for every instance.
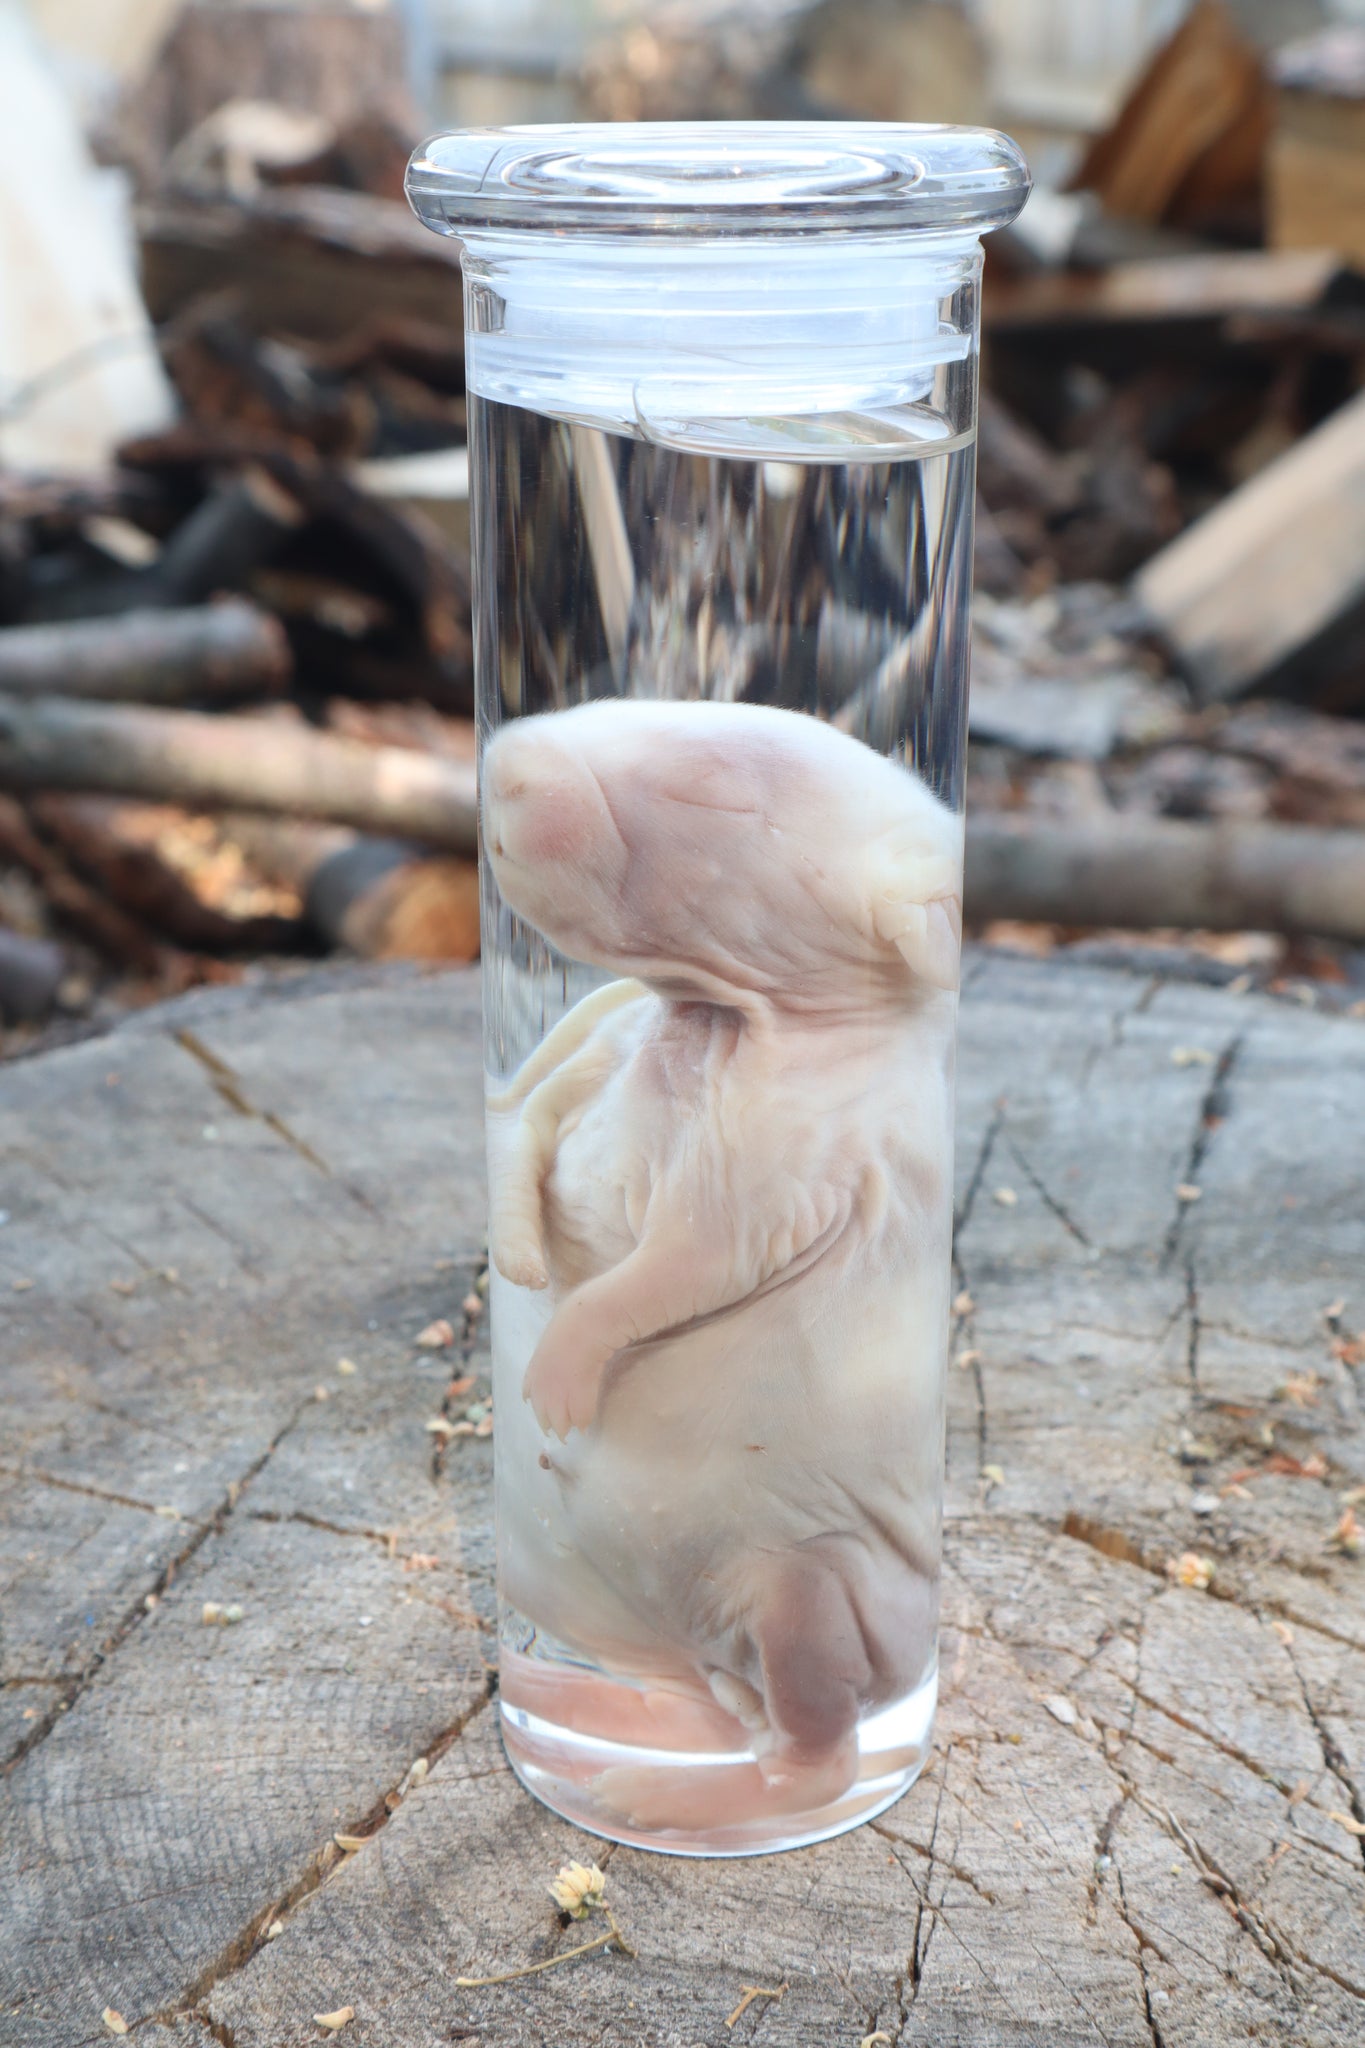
[406,122,1030,241]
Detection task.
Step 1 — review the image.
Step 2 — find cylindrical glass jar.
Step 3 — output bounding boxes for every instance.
[408,124,1029,1856]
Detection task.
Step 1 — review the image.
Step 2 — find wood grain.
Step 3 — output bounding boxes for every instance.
[2,957,1362,2048]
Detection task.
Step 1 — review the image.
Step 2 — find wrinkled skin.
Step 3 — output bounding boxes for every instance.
[483,700,961,1833]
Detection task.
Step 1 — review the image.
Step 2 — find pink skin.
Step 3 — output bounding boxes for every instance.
[483,700,960,1834]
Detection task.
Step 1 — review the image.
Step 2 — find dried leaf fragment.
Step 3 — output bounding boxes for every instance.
[1329,1810,1365,1837]
[1044,1694,1078,1727]
[314,2009,355,2032]
[982,1463,1005,1489]
[548,1860,606,1919]
[334,1834,369,1853]
[415,1318,455,1350]
[11,1276,34,1293]
[425,1417,456,1439]
[1167,1552,1215,1590]
[1176,1183,1202,1204]
[993,1186,1019,1207]
[265,1920,284,1940]
[1327,1507,1362,1557]
[336,1358,357,1376]
[1278,1371,1322,1408]
[953,1290,974,1317]
[154,1504,181,1520]
[102,2010,128,2036]
[1171,1047,1216,1068]
[402,1552,440,1573]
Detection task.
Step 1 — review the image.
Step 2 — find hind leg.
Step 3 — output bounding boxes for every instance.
[591,1544,936,1834]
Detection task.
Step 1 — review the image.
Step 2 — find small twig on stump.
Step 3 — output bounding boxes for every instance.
[455,1909,634,1988]
[726,1983,788,2028]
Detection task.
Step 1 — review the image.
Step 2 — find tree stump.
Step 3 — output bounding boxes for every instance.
[1,955,1362,2048]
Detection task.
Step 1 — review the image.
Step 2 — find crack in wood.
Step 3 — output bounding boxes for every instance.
[1184,1259,1201,1392]
[0,1462,204,1523]
[952,1103,1004,1243]
[869,1817,1000,1906]
[174,1027,334,1179]
[1113,1854,1170,2048]
[1088,1727,1365,2016]
[430,1257,489,1484]
[1004,1132,1095,1248]
[166,1683,496,2038]
[2,1390,320,1776]
[1279,1631,1365,1879]
[1163,1034,1242,1262]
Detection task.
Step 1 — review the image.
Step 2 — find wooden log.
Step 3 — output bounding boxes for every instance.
[0,926,64,1023]
[1269,29,1365,271]
[967,813,1365,941]
[227,813,481,961]
[107,2,417,190]
[137,187,463,342]
[0,794,163,971]
[152,466,307,607]
[30,796,304,953]
[0,601,291,707]
[0,695,478,853]
[1071,0,1271,233]
[987,247,1364,344]
[1135,387,1365,703]
[1,958,1362,2045]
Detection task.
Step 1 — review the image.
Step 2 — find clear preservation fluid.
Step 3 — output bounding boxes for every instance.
[473,397,972,1854]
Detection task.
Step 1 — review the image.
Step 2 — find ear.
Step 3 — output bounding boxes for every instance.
[875,891,963,991]
[870,849,964,992]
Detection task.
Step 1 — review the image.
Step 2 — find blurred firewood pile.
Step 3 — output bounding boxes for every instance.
[1,0,1364,1054]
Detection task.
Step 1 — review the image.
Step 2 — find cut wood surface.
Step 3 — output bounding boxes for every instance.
[1136,387,1365,703]
[1,954,1362,2046]
[0,696,478,855]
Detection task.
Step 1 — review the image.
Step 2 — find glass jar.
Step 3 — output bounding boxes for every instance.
[407,122,1029,1856]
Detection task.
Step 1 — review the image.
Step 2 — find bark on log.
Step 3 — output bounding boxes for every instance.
[227,813,481,960]
[0,601,291,707]
[0,697,478,854]
[967,813,1365,940]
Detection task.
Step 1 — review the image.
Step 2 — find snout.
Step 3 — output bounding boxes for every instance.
[481,721,630,951]
[483,727,587,870]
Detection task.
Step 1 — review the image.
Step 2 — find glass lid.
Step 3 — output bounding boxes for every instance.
[407,123,1031,241]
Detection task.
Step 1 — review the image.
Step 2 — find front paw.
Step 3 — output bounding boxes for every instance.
[493,1240,549,1291]
[521,1344,602,1440]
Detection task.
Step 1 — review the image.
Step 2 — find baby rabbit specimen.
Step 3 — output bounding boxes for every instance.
[483,698,962,1836]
